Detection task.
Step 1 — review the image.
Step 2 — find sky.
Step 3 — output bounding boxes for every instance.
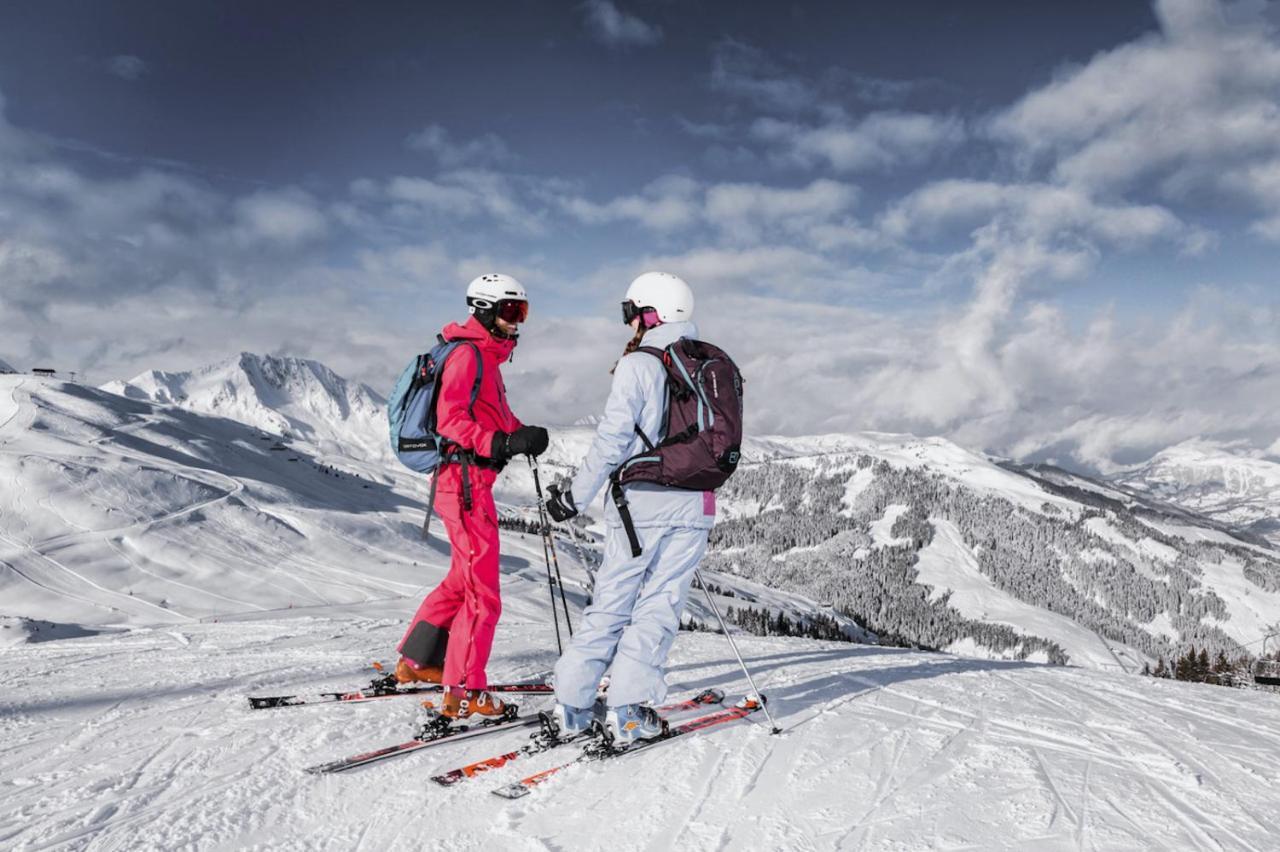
[1,0,1279,472]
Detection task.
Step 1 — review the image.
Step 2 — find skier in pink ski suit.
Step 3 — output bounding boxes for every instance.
[395,274,549,720]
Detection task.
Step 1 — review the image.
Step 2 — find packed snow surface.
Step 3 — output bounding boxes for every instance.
[3,616,1280,850]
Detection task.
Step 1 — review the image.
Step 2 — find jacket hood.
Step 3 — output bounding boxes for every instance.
[442,316,518,360]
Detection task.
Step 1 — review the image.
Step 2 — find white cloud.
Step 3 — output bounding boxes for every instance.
[107,55,148,81]
[0,239,74,297]
[232,190,328,246]
[405,124,513,167]
[559,175,864,247]
[375,169,546,233]
[881,180,1193,250]
[356,244,454,286]
[704,179,858,243]
[0,85,558,389]
[633,242,885,303]
[581,0,662,48]
[708,39,816,112]
[354,243,544,298]
[830,70,930,106]
[386,176,481,212]
[559,174,701,231]
[499,268,1280,472]
[991,0,1280,238]
[753,111,964,173]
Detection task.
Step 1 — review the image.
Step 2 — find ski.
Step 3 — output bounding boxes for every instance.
[430,688,724,787]
[303,707,540,775]
[491,696,764,799]
[247,674,555,710]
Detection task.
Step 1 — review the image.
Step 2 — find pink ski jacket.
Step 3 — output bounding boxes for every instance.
[434,316,522,493]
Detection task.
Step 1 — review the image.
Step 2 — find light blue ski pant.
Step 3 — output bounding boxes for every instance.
[554,523,709,709]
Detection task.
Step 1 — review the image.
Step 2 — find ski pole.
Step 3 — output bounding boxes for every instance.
[694,568,783,734]
[529,457,574,637]
[562,515,597,601]
[527,460,563,655]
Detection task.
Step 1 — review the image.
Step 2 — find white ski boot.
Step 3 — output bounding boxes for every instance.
[605,703,665,745]
[550,703,596,740]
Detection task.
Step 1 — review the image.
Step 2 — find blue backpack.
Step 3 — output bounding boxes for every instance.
[387,337,482,473]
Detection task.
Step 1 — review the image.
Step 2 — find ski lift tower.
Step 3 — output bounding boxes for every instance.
[1254,632,1280,687]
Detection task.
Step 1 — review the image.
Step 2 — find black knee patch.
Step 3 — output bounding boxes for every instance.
[401,621,449,668]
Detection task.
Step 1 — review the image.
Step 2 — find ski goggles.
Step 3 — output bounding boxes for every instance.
[621,300,661,328]
[621,300,644,325]
[495,299,529,324]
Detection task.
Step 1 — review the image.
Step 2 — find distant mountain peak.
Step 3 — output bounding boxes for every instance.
[1112,439,1280,546]
[100,351,390,463]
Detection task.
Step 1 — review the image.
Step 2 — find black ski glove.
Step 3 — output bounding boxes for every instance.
[493,425,550,460]
[546,484,578,522]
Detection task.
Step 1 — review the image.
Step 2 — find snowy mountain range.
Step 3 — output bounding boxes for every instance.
[1112,439,1280,546]
[0,356,16,373]
[101,352,392,465]
[10,354,1280,674]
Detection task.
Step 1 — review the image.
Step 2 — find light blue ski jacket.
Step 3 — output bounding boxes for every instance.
[570,320,715,531]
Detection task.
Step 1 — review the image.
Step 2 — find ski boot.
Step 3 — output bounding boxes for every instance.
[604,703,667,746]
[415,688,516,740]
[441,688,514,721]
[395,658,443,685]
[547,702,597,741]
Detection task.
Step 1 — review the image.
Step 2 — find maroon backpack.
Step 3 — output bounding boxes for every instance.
[609,338,744,555]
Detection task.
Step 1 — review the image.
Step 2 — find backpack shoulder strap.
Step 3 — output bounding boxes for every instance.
[427,341,485,432]
[459,342,483,418]
[633,345,666,363]
[628,345,671,450]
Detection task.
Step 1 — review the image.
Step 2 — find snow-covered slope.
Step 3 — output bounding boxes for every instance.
[1,374,429,627]
[6,375,1280,848]
[0,356,16,373]
[703,431,1280,670]
[19,358,1280,672]
[3,616,1279,850]
[102,352,391,465]
[1113,439,1280,546]
[0,375,842,641]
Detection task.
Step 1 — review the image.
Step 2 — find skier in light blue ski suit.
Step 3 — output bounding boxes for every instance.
[545,272,714,743]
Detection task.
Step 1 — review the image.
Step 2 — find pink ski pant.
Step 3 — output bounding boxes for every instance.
[399,486,502,689]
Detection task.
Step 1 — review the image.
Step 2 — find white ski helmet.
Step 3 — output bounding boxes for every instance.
[624,271,694,324]
[466,273,528,338]
[466,273,526,309]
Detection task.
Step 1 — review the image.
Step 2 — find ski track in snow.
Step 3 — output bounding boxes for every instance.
[3,622,1280,850]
